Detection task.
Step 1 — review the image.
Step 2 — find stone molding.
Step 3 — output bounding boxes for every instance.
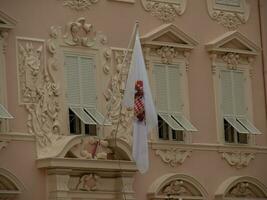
[155,148,192,167]
[141,0,187,22]
[0,140,8,151]
[150,141,267,154]
[220,151,255,169]
[0,10,17,30]
[0,168,25,198]
[207,0,250,30]
[37,158,137,200]
[0,10,16,133]
[62,0,98,10]
[16,36,62,151]
[206,31,260,74]
[104,48,133,145]
[147,173,208,199]
[17,18,112,158]
[215,176,267,199]
[0,132,35,141]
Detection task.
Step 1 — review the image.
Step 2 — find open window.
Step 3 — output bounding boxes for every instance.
[206,31,262,144]
[140,24,198,142]
[64,54,111,135]
[153,63,197,142]
[220,69,261,144]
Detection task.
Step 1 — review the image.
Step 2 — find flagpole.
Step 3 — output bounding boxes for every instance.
[113,21,139,200]
[113,21,139,152]
[99,21,139,139]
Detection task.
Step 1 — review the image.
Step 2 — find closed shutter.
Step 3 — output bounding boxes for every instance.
[168,64,182,113]
[221,70,234,115]
[79,57,96,107]
[233,71,246,116]
[64,55,81,106]
[153,64,168,112]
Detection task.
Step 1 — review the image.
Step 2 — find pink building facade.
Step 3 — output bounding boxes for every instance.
[0,0,267,199]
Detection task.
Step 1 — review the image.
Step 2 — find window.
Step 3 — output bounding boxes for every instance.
[64,53,110,135]
[220,69,261,144]
[153,63,197,142]
[0,104,13,131]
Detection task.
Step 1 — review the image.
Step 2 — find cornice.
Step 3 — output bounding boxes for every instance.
[0,132,35,141]
[150,141,267,154]
[36,157,137,171]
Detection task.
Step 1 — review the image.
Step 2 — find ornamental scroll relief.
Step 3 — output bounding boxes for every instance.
[207,0,250,30]
[221,151,255,169]
[17,37,62,148]
[62,0,98,11]
[17,18,112,152]
[227,182,257,197]
[104,49,133,144]
[141,0,187,22]
[155,148,192,167]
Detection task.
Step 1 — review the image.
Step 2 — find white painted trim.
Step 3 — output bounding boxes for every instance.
[0,132,35,141]
[36,157,137,171]
[0,168,25,192]
[15,37,46,105]
[149,141,267,154]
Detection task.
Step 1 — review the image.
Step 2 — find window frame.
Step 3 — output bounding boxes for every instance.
[63,48,111,136]
[214,63,259,145]
[151,58,196,143]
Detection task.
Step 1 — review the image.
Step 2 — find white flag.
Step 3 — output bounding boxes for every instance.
[123,31,158,174]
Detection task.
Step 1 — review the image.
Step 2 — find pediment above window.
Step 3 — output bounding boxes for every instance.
[206,31,260,56]
[0,10,16,30]
[141,23,198,51]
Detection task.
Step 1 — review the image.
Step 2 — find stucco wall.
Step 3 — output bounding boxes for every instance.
[0,0,267,200]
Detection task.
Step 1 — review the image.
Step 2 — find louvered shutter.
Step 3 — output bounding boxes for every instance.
[221,70,234,115]
[64,55,81,105]
[153,64,168,112]
[79,57,96,107]
[0,104,13,119]
[167,64,181,113]
[233,71,246,116]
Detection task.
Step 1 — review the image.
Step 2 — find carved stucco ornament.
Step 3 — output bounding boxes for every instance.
[221,151,255,169]
[228,182,256,197]
[104,49,133,144]
[155,148,191,167]
[0,141,9,151]
[141,0,187,22]
[161,180,190,196]
[156,46,178,64]
[17,37,62,148]
[207,0,250,30]
[76,174,100,191]
[68,137,112,159]
[62,0,98,10]
[222,52,240,70]
[64,17,95,47]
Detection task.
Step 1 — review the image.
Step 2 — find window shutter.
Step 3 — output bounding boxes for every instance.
[221,70,234,115]
[233,71,246,116]
[79,57,96,107]
[0,104,13,119]
[64,55,81,105]
[153,64,168,112]
[167,64,181,113]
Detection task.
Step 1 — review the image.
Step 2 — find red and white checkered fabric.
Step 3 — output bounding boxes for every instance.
[134,80,145,121]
